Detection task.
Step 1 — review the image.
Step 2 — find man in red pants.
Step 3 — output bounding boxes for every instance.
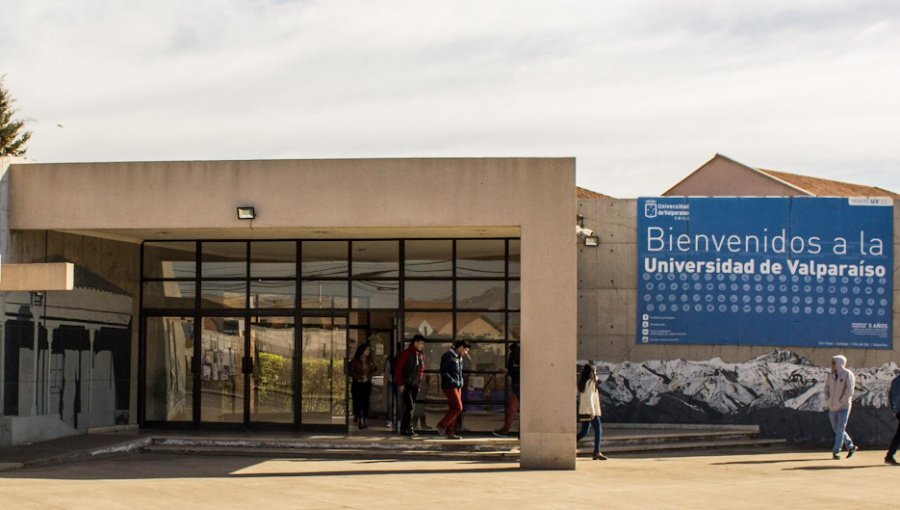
[437,340,470,440]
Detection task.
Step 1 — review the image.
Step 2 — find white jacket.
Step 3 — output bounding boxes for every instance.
[578,378,601,418]
[823,355,855,412]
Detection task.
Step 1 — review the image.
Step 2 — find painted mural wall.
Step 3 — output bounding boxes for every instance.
[577,198,900,445]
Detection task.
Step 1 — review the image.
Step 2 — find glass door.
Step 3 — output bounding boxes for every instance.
[301,316,349,428]
[199,317,246,425]
[249,316,296,426]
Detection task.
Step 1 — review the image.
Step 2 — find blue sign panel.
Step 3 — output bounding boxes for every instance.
[637,197,894,349]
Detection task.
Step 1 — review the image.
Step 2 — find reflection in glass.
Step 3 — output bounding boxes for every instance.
[143,241,196,279]
[250,281,296,309]
[508,313,520,340]
[508,281,520,310]
[143,281,196,309]
[200,317,245,423]
[456,240,505,277]
[404,312,453,340]
[456,280,505,309]
[250,317,294,424]
[301,241,348,278]
[456,312,505,340]
[508,240,520,278]
[466,342,505,372]
[201,242,247,278]
[351,280,399,309]
[352,241,399,278]
[251,241,296,278]
[423,342,453,370]
[462,374,509,413]
[405,240,452,277]
[301,316,347,425]
[301,281,348,308]
[405,280,453,309]
[145,317,193,422]
[201,281,247,308]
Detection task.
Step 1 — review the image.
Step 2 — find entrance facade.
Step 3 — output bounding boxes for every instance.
[139,238,521,432]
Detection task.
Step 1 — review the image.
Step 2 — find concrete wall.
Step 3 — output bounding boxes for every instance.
[6,158,577,468]
[578,197,900,445]
[664,155,806,197]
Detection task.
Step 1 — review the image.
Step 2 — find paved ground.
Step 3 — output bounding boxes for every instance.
[0,448,895,509]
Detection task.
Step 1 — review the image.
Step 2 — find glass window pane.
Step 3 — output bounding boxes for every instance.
[144,316,194,422]
[250,281,296,309]
[456,312,505,340]
[352,241,399,278]
[422,342,453,371]
[250,317,295,424]
[405,280,453,309]
[143,281,196,309]
[405,240,452,278]
[403,312,453,340]
[463,374,510,415]
[301,316,348,425]
[143,242,196,279]
[508,281,520,310]
[508,239,520,278]
[456,240,505,277]
[201,242,247,278]
[301,241,348,278]
[467,342,506,371]
[508,313,520,341]
[457,280,505,309]
[351,280,399,309]
[251,241,296,278]
[200,317,245,423]
[200,281,247,308]
[301,281,349,309]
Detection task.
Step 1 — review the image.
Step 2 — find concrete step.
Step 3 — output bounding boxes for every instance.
[143,444,517,460]
[581,439,787,456]
[594,431,760,447]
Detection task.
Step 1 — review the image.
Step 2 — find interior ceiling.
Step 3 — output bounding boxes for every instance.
[58,226,521,244]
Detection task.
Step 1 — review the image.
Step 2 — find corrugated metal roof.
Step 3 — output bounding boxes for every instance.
[43,256,132,297]
[576,186,611,199]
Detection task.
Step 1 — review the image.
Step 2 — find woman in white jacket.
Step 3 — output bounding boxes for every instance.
[576,362,607,460]
[823,354,858,460]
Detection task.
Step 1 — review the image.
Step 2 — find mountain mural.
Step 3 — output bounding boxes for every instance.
[587,350,900,445]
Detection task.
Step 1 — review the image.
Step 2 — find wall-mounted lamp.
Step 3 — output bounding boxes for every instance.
[237,207,256,220]
[584,236,600,247]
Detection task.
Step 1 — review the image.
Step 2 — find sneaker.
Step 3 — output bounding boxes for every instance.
[437,428,448,439]
[493,429,508,438]
[832,453,841,460]
[448,434,462,440]
[847,445,858,459]
[386,421,392,428]
[886,457,899,466]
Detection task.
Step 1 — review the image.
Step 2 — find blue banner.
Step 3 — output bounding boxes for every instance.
[637,197,894,349]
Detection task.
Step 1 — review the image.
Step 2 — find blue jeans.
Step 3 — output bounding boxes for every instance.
[577,416,602,453]
[829,408,854,454]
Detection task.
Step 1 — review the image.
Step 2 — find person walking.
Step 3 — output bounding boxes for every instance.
[437,340,470,440]
[823,354,858,460]
[394,335,425,438]
[349,343,377,429]
[383,353,395,429]
[493,343,520,437]
[576,362,606,461]
[885,371,900,465]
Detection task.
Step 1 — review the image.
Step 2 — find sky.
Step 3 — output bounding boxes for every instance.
[2,0,899,197]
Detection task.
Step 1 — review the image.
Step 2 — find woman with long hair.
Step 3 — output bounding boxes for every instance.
[576,362,607,460]
[349,343,377,429]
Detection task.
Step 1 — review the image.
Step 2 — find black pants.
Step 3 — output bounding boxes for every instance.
[400,387,419,433]
[351,380,372,420]
[888,413,900,459]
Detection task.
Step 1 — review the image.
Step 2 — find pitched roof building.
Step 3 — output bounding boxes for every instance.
[663,154,899,198]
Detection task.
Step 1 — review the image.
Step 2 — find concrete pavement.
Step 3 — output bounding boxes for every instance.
[0,448,896,509]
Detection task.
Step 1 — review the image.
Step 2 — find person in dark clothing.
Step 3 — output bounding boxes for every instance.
[494,343,520,437]
[886,371,900,465]
[349,343,377,429]
[394,335,426,437]
[437,340,470,439]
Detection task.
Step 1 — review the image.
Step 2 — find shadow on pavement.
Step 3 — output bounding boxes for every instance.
[784,465,889,471]
[711,459,823,466]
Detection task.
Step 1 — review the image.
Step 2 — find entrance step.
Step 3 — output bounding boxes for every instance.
[143,444,517,460]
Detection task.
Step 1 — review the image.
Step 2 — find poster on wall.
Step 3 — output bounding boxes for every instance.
[637,197,894,349]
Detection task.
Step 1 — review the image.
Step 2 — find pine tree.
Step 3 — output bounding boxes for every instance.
[0,75,33,157]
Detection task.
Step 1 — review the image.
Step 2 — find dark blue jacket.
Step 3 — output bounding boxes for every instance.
[890,374,900,414]
[440,349,464,389]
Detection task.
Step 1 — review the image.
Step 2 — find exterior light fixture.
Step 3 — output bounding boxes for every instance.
[237,207,256,220]
[584,236,600,247]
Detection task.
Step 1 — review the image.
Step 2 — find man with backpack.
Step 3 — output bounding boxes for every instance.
[394,335,425,438]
